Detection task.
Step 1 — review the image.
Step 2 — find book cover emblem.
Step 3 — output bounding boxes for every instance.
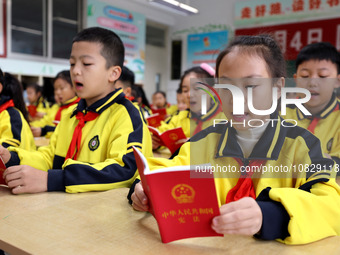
[171,184,195,204]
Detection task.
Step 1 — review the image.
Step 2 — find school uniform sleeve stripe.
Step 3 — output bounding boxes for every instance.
[7,108,23,143]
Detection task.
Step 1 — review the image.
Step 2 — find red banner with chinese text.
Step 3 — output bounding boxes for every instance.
[235,17,340,60]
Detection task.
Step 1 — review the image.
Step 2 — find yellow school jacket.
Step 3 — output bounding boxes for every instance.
[143,111,340,245]
[0,97,35,151]
[283,94,340,167]
[35,97,50,114]
[157,103,226,138]
[30,97,79,137]
[8,89,153,193]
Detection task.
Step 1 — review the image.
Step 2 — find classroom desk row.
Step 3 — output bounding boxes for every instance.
[1,178,340,255]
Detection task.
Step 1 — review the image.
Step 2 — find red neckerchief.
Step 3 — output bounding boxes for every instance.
[54,98,80,123]
[0,99,14,113]
[307,104,339,134]
[65,111,99,160]
[226,158,266,203]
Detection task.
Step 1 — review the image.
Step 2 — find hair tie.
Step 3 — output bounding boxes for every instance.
[200,63,215,76]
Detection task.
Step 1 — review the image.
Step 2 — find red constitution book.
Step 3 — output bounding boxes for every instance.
[27,105,37,117]
[151,108,167,120]
[0,156,7,185]
[146,113,163,128]
[148,126,187,154]
[133,147,222,243]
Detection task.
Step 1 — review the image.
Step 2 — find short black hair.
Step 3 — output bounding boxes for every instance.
[117,66,135,88]
[72,26,125,69]
[296,42,340,74]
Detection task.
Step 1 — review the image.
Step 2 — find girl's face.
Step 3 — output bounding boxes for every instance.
[152,93,167,109]
[54,78,76,104]
[217,50,282,131]
[26,87,40,104]
[176,93,188,111]
[181,72,212,115]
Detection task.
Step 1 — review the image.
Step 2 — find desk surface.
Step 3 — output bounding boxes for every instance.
[1,184,340,255]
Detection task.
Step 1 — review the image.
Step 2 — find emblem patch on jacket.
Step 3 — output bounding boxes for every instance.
[327,138,333,152]
[89,135,100,151]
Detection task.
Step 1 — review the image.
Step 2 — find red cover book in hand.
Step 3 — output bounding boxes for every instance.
[148,126,187,154]
[151,108,167,120]
[0,156,7,185]
[132,147,222,243]
[27,105,37,117]
[146,113,163,128]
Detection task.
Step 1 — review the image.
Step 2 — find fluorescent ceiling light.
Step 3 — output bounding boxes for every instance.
[148,0,199,15]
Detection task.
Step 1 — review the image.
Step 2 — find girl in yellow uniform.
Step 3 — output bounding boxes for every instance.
[131,35,340,245]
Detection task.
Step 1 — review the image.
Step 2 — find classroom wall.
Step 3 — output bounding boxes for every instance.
[107,0,237,104]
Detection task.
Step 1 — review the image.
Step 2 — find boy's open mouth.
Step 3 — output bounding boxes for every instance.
[75,82,84,88]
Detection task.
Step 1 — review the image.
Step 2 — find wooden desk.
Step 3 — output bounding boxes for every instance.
[1,187,340,255]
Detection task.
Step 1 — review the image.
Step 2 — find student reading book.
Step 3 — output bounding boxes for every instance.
[130,35,340,245]
[133,147,222,243]
[152,66,226,150]
[148,126,186,154]
[283,42,340,173]
[1,27,152,194]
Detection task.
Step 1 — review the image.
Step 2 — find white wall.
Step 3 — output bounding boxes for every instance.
[107,0,238,103]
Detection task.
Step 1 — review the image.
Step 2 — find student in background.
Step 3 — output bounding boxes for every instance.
[26,83,50,120]
[115,66,135,101]
[151,91,177,116]
[30,70,79,137]
[175,88,188,112]
[284,42,340,173]
[131,84,152,118]
[0,70,35,151]
[1,26,152,194]
[131,35,340,245]
[152,66,225,150]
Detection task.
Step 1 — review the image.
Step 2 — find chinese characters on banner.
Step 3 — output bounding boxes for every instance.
[187,31,228,69]
[0,0,6,58]
[235,0,340,28]
[235,17,340,60]
[87,0,146,83]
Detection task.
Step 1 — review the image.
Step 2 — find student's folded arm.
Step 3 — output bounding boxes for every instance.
[0,110,23,148]
[48,112,153,193]
[257,176,340,245]
[7,125,58,169]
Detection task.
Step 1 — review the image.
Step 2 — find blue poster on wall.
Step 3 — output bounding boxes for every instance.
[87,0,146,82]
[187,31,228,69]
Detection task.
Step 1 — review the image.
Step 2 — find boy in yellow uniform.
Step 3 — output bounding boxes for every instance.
[1,27,152,194]
[284,42,340,172]
[131,35,340,245]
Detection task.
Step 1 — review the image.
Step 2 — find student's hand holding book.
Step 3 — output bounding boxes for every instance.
[211,197,263,236]
[0,145,47,194]
[131,182,149,211]
[3,165,48,194]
